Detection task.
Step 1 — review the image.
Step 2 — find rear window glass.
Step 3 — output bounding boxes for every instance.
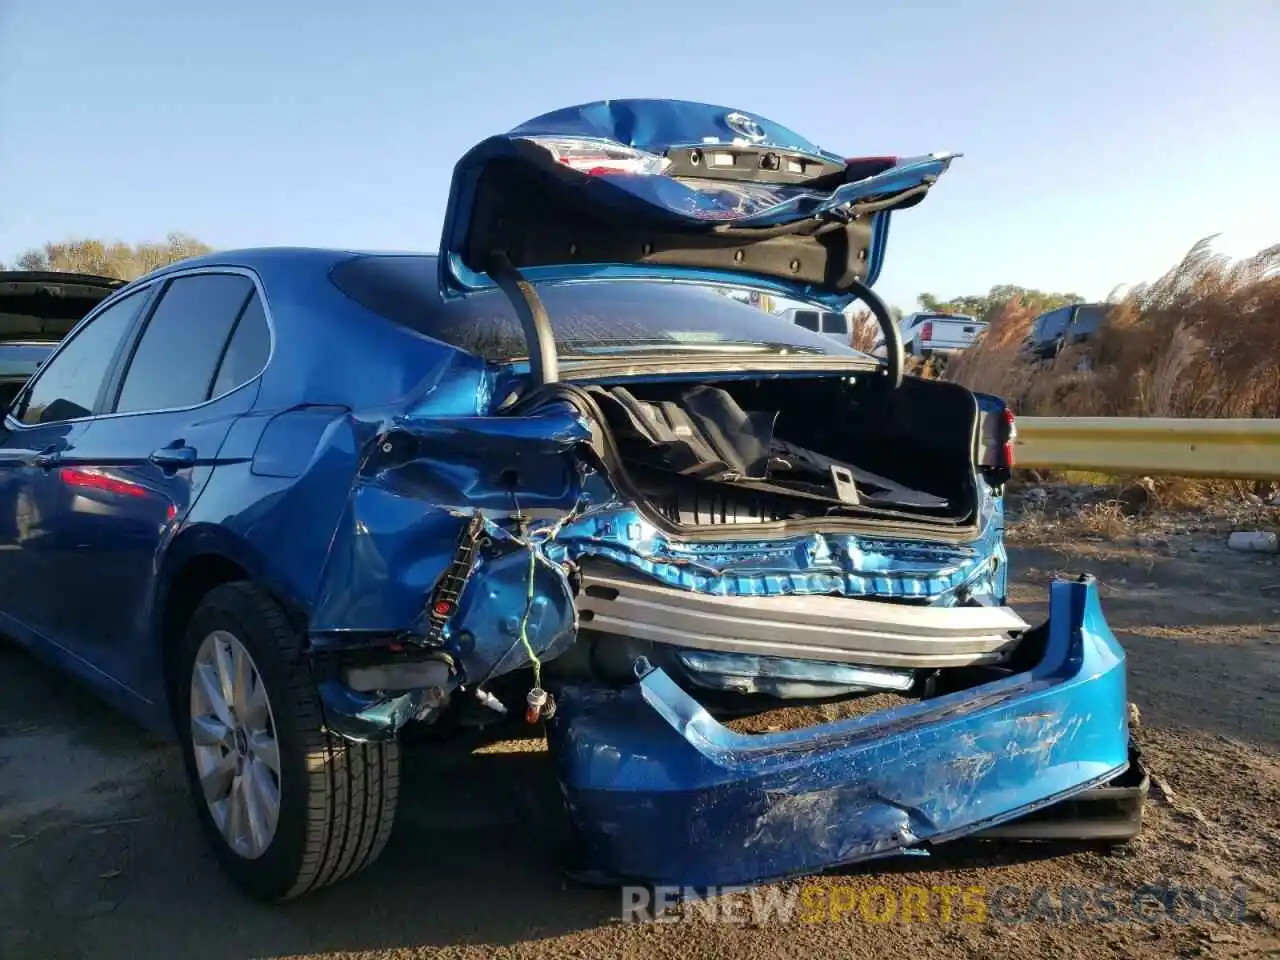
[329,255,862,360]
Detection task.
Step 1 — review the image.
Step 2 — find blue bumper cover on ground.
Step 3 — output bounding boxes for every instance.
[547,576,1130,887]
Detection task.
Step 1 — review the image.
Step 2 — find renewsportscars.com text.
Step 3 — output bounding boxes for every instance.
[620,883,1248,926]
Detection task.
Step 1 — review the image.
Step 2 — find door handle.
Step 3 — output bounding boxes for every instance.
[149,444,197,471]
[33,446,62,470]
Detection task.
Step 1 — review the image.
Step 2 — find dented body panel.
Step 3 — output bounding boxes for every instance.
[548,577,1130,886]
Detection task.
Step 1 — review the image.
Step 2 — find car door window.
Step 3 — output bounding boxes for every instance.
[793,311,820,332]
[821,313,848,336]
[16,291,146,425]
[209,292,271,397]
[114,274,255,414]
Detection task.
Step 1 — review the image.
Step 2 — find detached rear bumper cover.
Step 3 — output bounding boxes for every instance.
[548,576,1129,887]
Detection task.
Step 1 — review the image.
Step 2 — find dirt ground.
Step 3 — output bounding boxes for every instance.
[2,530,1279,958]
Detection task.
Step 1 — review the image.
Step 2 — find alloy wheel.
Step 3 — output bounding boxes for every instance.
[189,630,281,859]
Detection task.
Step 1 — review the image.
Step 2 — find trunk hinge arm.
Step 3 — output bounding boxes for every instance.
[848,278,903,390]
[485,250,559,386]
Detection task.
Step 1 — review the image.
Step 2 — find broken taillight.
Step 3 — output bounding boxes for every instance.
[522,137,672,177]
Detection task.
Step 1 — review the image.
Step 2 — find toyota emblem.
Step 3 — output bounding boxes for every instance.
[724,111,766,142]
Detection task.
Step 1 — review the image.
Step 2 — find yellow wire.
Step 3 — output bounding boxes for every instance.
[517,541,542,690]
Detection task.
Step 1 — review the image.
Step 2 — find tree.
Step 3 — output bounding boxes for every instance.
[917,285,1084,322]
[13,233,212,280]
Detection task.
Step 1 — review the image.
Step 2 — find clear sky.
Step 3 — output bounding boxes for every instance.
[1,0,1276,311]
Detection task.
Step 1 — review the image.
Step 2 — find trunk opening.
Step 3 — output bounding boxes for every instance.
[567,373,981,532]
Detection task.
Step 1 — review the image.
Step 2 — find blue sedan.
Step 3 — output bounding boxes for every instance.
[0,100,1138,901]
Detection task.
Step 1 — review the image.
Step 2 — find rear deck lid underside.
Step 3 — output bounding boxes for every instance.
[438,99,958,312]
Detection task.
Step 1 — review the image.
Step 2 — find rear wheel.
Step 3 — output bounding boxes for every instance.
[175,582,400,900]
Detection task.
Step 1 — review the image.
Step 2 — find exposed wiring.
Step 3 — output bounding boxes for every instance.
[517,537,542,691]
[472,493,584,723]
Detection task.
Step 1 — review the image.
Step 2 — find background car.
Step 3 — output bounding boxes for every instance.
[0,271,123,407]
[896,311,987,357]
[0,272,124,541]
[1025,302,1110,360]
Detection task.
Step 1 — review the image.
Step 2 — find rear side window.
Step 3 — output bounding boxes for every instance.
[821,313,848,335]
[793,310,820,331]
[17,291,145,425]
[210,293,271,397]
[115,274,255,414]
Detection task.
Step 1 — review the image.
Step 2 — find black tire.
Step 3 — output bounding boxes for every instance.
[174,581,400,901]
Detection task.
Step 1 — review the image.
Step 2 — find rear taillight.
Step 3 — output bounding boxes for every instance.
[1001,408,1017,468]
[522,137,672,177]
[920,321,933,342]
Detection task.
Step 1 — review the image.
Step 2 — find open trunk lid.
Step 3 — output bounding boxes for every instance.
[438,99,957,311]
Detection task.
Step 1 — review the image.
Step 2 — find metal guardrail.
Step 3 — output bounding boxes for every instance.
[1015,417,1280,480]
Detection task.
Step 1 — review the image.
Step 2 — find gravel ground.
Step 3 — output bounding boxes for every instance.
[1,531,1278,959]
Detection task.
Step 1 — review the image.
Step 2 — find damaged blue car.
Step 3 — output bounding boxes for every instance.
[0,99,1143,902]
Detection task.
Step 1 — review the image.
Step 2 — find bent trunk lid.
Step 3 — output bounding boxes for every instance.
[438,99,957,311]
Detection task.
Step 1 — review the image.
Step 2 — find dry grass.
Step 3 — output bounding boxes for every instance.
[945,237,1280,503]
[849,308,880,353]
[1074,500,1134,538]
[946,236,1280,419]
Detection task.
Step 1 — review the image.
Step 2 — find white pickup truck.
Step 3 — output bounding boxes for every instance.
[895,312,986,357]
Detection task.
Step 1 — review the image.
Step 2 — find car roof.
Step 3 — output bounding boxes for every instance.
[139,247,427,276]
[116,248,437,302]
